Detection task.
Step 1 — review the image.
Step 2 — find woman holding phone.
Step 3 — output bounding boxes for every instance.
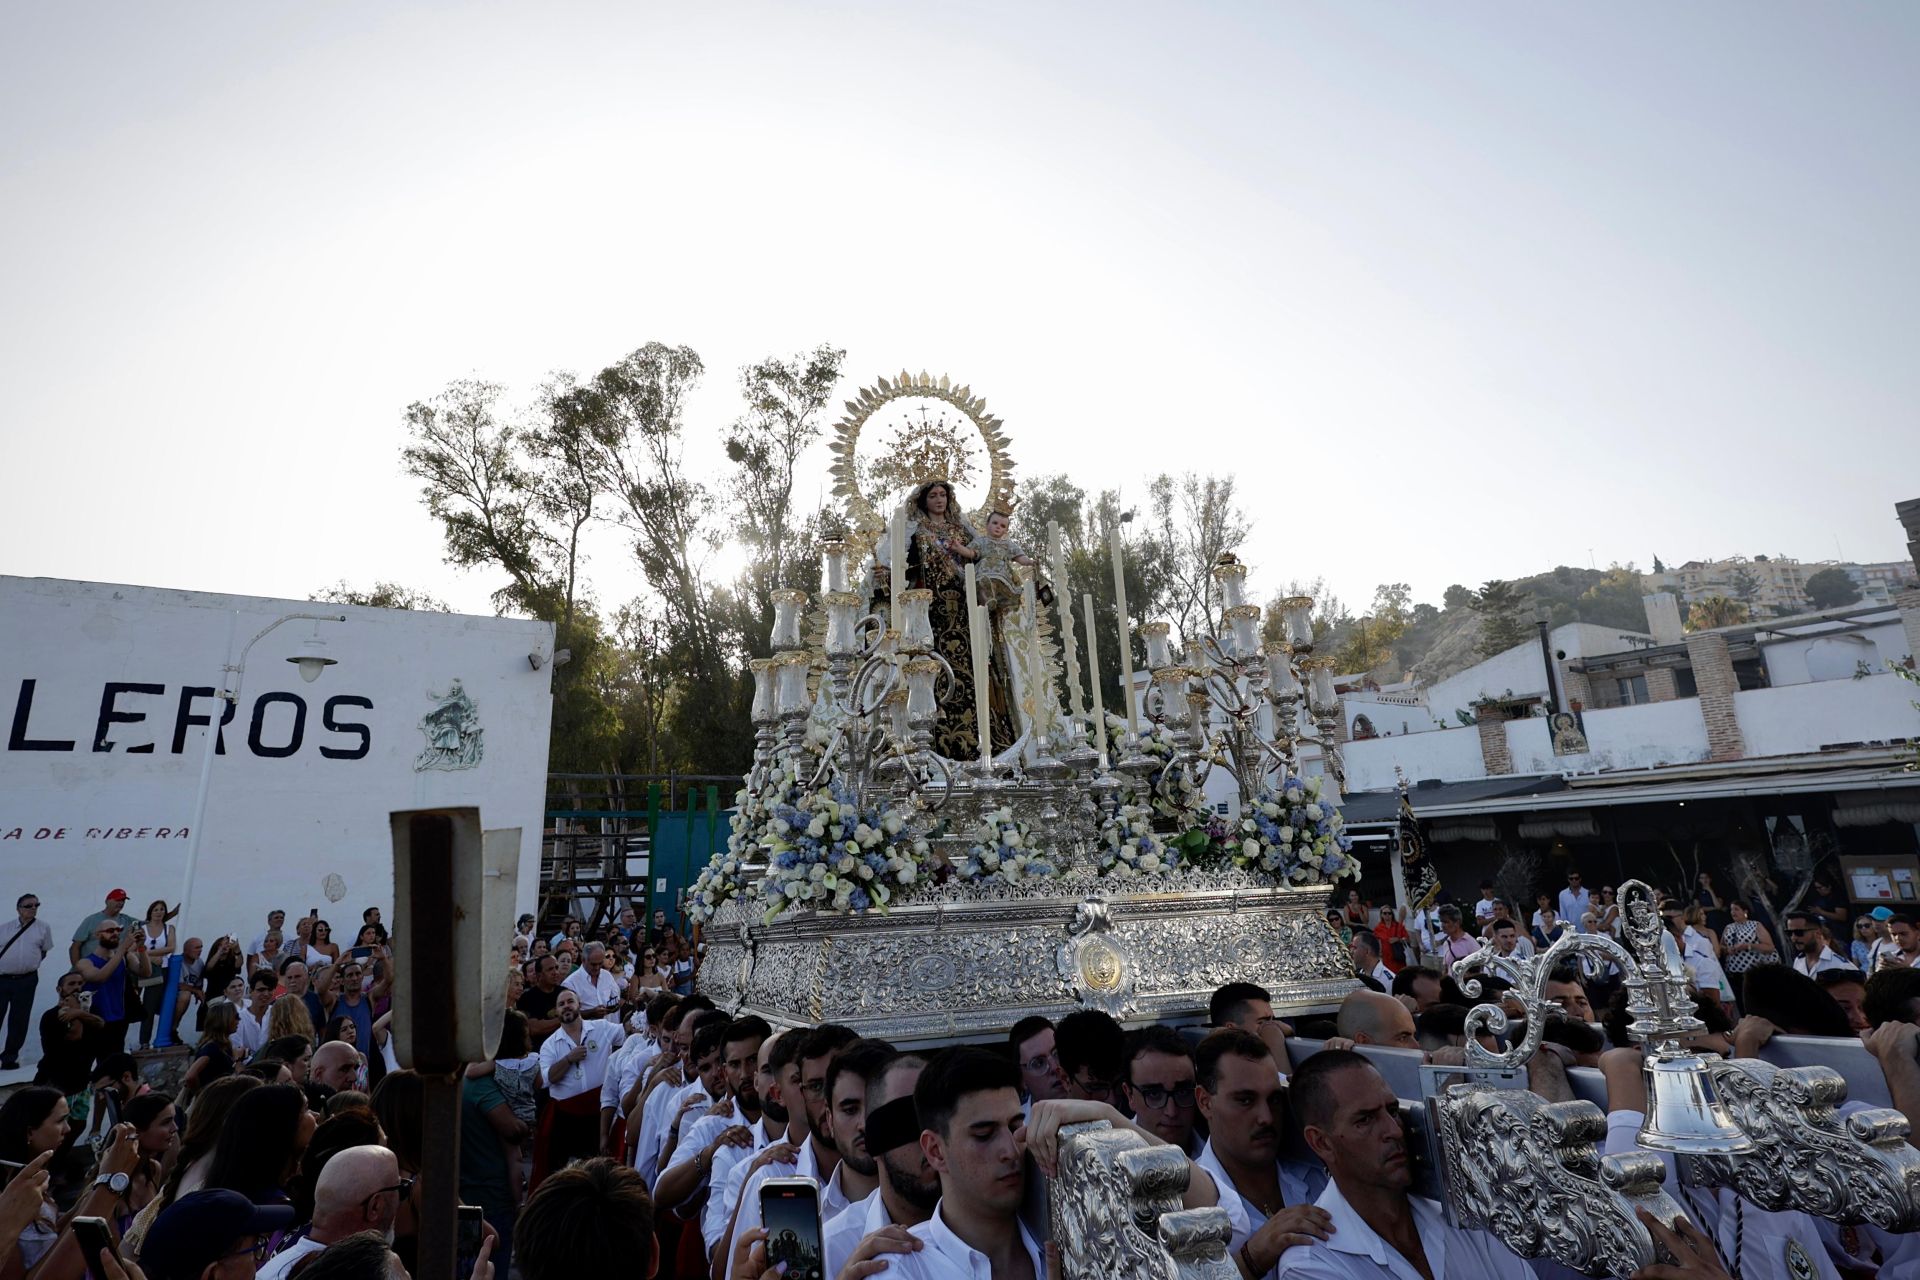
[0,1088,141,1276]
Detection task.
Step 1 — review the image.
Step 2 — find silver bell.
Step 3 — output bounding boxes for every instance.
[1639,1049,1754,1154]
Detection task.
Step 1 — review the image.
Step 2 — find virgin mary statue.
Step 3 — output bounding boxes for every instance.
[877,479,1018,760]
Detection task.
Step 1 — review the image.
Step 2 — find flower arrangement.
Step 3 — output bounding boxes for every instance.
[1235,772,1358,885]
[1095,802,1174,878]
[760,777,928,921]
[688,753,810,925]
[955,807,1061,884]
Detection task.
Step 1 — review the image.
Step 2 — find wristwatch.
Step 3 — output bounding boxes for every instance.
[94,1171,131,1198]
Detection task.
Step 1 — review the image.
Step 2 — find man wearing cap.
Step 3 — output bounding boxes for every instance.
[70,889,134,964]
[1865,907,1905,971]
[140,1188,296,1280]
[77,916,150,1053]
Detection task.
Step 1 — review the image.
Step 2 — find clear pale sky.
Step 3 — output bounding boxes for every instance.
[3,3,1914,621]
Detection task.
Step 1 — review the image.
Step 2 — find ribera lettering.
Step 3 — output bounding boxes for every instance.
[7,678,375,760]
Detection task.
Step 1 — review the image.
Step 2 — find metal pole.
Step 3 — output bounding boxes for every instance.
[407,814,462,1280]
[1535,616,1561,717]
[176,611,239,945]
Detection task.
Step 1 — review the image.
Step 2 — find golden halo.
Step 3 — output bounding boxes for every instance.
[827,370,1016,538]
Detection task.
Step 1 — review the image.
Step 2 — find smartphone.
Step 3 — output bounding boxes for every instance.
[758,1177,824,1280]
[72,1216,115,1280]
[349,946,373,961]
[455,1204,484,1280]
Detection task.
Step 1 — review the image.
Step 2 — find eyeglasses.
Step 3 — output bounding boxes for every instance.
[1073,1075,1118,1101]
[1020,1050,1060,1075]
[1787,928,1813,936]
[1127,1081,1197,1110]
[363,1176,415,1215]
[223,1237,276,1264]
[19,902,38,910]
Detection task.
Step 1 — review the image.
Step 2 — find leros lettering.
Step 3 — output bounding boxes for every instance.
[7,677,373,760]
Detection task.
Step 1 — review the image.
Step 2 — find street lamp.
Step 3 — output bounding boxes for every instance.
[152,610,346,1048]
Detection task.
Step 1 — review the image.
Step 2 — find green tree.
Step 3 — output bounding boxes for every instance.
[311,582,451,612]
[1147,472,1251,647]
[1687,595,1750,631]
[1470,579,1533,657]
[1442,583,1473,611]
[1728,565,1760,603]
[1804,567,1862,610]
[1334,583,1412,674]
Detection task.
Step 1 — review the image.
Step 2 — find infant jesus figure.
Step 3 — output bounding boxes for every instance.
[973,509,1037,613]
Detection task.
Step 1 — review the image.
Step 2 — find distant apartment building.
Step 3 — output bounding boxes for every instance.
[1826,559,1919,606]
[1648,555,1809,618]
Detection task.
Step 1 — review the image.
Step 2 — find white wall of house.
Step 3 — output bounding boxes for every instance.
[1506,701,1711,774]
[1760,621,1911,686]
[1735,673,1920,757]
[1345,725,1487,791]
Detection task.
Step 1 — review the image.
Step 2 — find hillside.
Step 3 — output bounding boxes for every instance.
[1341,565,1651,686]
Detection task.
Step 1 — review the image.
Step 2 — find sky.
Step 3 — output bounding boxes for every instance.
[3,3,1915,622]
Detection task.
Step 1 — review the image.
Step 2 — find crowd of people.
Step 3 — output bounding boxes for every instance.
[6,864,1920,1280]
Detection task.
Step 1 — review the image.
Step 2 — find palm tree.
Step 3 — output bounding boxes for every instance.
[1686,595,1749,631]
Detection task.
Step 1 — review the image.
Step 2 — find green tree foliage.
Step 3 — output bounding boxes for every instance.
[1470,579,1534,657]
[1727,565,1760,603]
[311,582,452,612]
[1147,472,1251,646]
[1442,583,1474,611]
[1804,567,1863,610]
[1687,595,1750,631]
[1334,583,1411,674]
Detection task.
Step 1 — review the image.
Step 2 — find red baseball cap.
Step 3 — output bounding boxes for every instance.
[106,889,129,900]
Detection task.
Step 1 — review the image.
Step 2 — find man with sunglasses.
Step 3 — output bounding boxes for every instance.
[0,892,55,1071]
[1785,911,1853,978]
[1123,1025,1204,1156]
[256,1145,403,1280]
[77,915,149,1053]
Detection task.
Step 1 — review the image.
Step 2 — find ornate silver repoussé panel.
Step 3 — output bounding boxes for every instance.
[700,873,1355,1043]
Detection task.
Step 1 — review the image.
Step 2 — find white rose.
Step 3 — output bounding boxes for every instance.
[806,817,827,837]
[1277,826,1294,844]
[858,864,874,880]
[898,866,918,885]
[1305,803,1324,821]
[1141,853,1161,872]
[1005,832,1023,849]
[883,814,905,835]
[809,863,828,882]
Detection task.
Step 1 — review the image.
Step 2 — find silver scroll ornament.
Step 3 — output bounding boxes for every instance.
[1050,1120,1237,1280]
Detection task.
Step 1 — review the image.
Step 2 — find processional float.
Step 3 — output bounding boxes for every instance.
[690,373,1920,1278]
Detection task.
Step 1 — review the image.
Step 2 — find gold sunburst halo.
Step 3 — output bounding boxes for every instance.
[828,370,1017,544]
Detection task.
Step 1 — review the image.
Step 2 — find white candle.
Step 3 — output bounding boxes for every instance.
[1109,523,1137,734]
[1023,575,1044,737]
[888,508,906,634]
[965,563,993,766]
[1049,522,1085,718]
[1083,592,1109,768]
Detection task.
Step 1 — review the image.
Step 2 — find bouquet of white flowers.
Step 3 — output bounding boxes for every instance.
[1095,802,1174,878]
[1238,772,1357,885]
[688,753,808,925]
[956,807,1061,885]
[760,775,928,921]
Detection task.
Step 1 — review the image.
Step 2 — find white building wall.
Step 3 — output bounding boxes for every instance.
[1505,701,1711,774]
[1,576,556,1065]
[1344,727,1487,791]
[1760,622,1912,686]
[1734,673,1920,758]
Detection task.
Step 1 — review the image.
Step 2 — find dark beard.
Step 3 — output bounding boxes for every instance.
[762,1097,789,1126]
[883,1154,940,1212]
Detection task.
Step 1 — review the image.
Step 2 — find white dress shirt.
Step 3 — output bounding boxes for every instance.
[1558,887,1592,932]
[1792,946,1853,979]
[255,1236,325,1280]
[562,967,623,1017]
[1603,1109,1839,1280]
[659,1098,753,1204]
[601,1034,661,1116]
[636,1078,709,1184]
[537,1019,625,1102]
[722,1136,854,1280]
[1274,1178,1532,1280]
[881,1199,1046,1280]
[1194,1140,1321,1279]
[703,1117,780,1252]
[0,917,55,976]
[235,1005,272,1055]
[1368,961,1395,988]
[824,1188,894,1280]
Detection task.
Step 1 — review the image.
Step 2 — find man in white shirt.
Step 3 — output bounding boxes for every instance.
[1194,1029,1331,1278]
[247,910,287,971]
[1558,872,1592,935]
[1121,1027,1203,1156]
[535,989,624,1180]
[718,1024,859,1280]
[1278,1051,1532,1280]
[634,1008,727,1184]
[866,1047,1047,1280]
[1472,882,1499,927]
[561,942,623,1020]
[1,893,56,1071]
[823,1051,936,1280]
[655,1015,769,1209]
[1888,914,1920,970]
[235,970,276,1056]
[257,1145,400,1280]
[1348,932,1395,990]
[703,1031,795,1266]
[1489,918,1535,962]
[1786,913,1853,978]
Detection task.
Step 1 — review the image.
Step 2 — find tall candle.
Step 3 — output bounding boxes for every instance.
[888,508,907,633]
[1049,522,1085,718]
[1023,575,1045,737]
[1083,592,1109,768]
[964,563,993,767]
[1109,523,1138,734]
